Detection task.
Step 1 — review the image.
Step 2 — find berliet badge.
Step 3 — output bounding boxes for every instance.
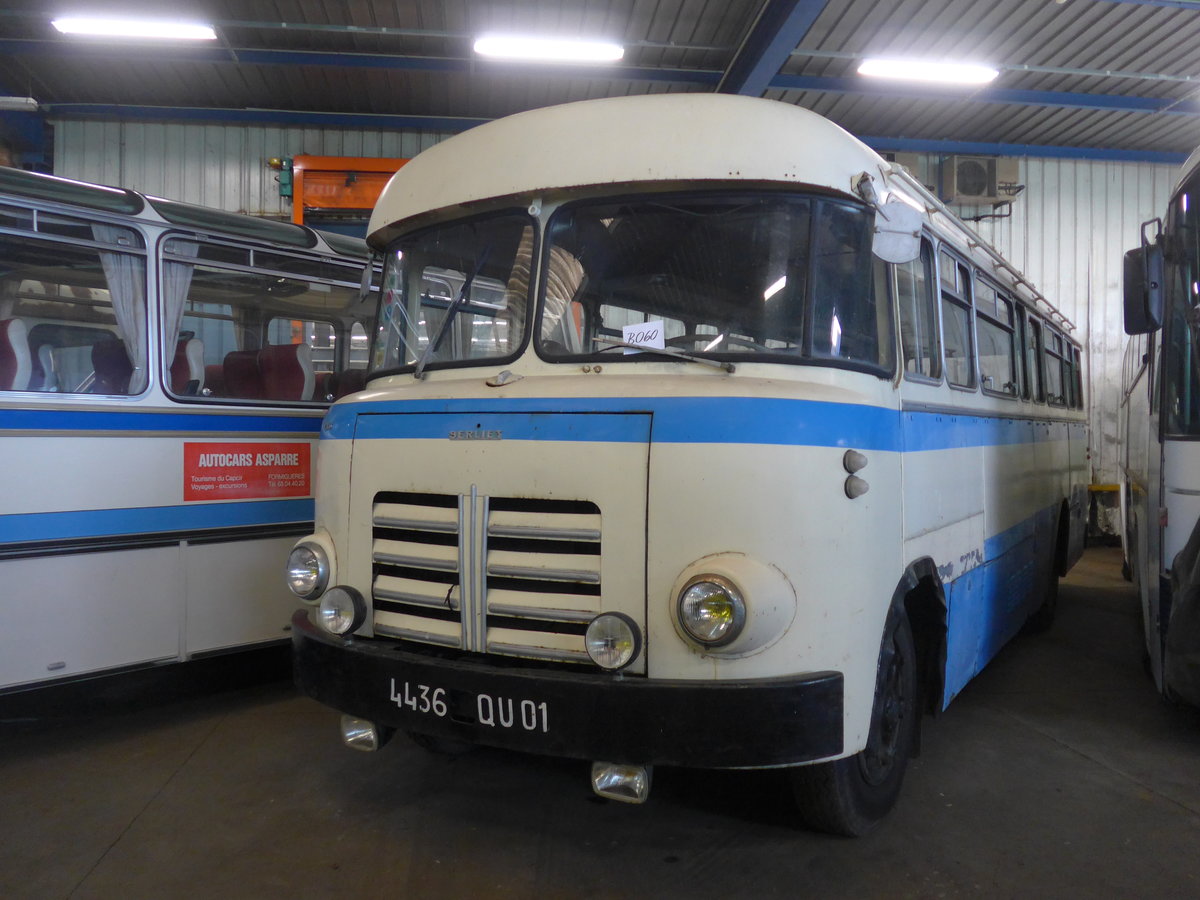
[448,429,503,440]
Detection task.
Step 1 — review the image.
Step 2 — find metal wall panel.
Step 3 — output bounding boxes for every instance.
[50,119,1178,508]
[51,118,452,217]
[968,157,1175,495]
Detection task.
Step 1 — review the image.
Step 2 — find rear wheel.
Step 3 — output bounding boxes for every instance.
[790,608,917,836]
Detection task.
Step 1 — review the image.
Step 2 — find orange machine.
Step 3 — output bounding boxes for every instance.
[288,155,409,228]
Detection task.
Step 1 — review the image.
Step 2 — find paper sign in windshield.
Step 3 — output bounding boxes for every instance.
[184,442,311,501]
[621,319,666,354]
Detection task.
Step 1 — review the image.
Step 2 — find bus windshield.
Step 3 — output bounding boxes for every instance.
[537,192,892,374]
[1164,171,1200,435]
[371,212,535,374]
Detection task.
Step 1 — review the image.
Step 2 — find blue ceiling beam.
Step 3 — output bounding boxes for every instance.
[39,103,1185,165]
[7,38,1200,120]
[717,0,827,96]
[41,104,492,134]
[771,73,1200,114]
[866,135,1188,166]
[1098,1,1200,9]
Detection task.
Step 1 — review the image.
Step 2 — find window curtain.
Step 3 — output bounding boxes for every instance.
[92,224,148,393]
[162,241,199,350]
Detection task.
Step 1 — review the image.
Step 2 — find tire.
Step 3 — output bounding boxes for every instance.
[1022,552,1060,635]
[790,608,917,836]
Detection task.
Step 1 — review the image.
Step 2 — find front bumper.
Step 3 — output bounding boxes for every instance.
[292,610,844,768]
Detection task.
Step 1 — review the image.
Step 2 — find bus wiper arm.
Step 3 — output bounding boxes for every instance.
[414,245,491,381]
[593,336,735,373]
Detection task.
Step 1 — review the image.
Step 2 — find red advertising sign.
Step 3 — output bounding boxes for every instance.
[184,442,311,501]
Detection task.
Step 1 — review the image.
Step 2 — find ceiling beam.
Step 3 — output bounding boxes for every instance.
[771,73,1200,114]
[6,39,1200,118]
[42,104,492,134]
[38,103,1187,164]
[866,135,1188,165]
[717,0,827,96]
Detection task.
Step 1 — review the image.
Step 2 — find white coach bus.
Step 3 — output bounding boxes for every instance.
[287,94,1088,835]
[1120,148,1200,708]
[0,166,376,695]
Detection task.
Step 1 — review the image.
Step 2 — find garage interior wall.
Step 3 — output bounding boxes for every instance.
[51,118,1178,521]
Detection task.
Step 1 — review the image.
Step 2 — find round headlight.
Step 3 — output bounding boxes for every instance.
[316,587,365,636]
[585,613,641,670]
[287,543,329,600]
[677,576,746,647]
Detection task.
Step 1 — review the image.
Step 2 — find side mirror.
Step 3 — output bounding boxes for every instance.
[871,198,923,265]
[1123,218,1164,335]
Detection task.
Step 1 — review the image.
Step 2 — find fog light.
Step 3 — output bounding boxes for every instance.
[591,761,652,804]
[585,613,641,670]
[341,715,382,751]
[677,575,745,647]
[287,543,328,601]
[317,586,365,635]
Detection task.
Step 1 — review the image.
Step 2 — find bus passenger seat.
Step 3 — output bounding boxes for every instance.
[0,318,32,391]
[332,367,367,399]
[223,349,263,399]
[259,343,315,401]
[31,343,58,391]
[204,364,225,396]
[170,337,205,395]
[91,338,133,394]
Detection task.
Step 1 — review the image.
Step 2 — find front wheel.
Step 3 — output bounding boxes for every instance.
[790,608,917,836]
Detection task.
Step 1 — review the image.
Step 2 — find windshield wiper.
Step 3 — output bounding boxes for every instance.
[593,336,736,372]
[414,245,491,380]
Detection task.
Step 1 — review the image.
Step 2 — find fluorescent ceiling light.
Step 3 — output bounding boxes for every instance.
[51,17,217,40]
[858,58,998,85]
[0,96,38,112]
[473,34,624,63]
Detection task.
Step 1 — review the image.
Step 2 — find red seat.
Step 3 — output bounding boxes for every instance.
[91,338,133,394]
[223,349,262,399]
[0,318,31,391]
[259,343,314,401]
[331,367,368,399]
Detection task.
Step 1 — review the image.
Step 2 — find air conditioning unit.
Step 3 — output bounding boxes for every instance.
[941,156,1020,204]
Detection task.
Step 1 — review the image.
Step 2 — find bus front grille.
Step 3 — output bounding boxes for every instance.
[371,490,602,665]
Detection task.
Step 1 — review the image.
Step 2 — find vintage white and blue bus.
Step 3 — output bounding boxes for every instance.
[1120,148,1200,708]
[0,166,377,695]
[287,94,1088,834]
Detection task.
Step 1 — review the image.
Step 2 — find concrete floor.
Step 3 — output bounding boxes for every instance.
[3,546,1200,899]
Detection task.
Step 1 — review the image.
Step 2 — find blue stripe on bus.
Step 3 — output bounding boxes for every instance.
[2,408,322,434]
[353,410,653,443]
[0,498,314,544]
[941,502,1059,707]
[327,396,1081,452]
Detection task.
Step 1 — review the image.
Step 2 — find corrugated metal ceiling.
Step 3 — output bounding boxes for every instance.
[2,0,1200,162]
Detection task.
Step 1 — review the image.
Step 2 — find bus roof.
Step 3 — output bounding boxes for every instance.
[367,94,888,246]
[0,165,368,260]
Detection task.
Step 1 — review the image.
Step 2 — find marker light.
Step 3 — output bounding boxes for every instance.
[317,587,366,636]
[585,613,641,670]
[52,17,218,40]
[473,34,624,63]
[858,58,999,85]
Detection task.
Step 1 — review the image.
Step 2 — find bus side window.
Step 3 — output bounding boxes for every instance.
[0,221,147,395]
[168,236,365,404]
[975,276,1017,397]
[1045,328,1066,405]
[896,239,940,380]
[1026,316,1045,403]
[939,249,975,389]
